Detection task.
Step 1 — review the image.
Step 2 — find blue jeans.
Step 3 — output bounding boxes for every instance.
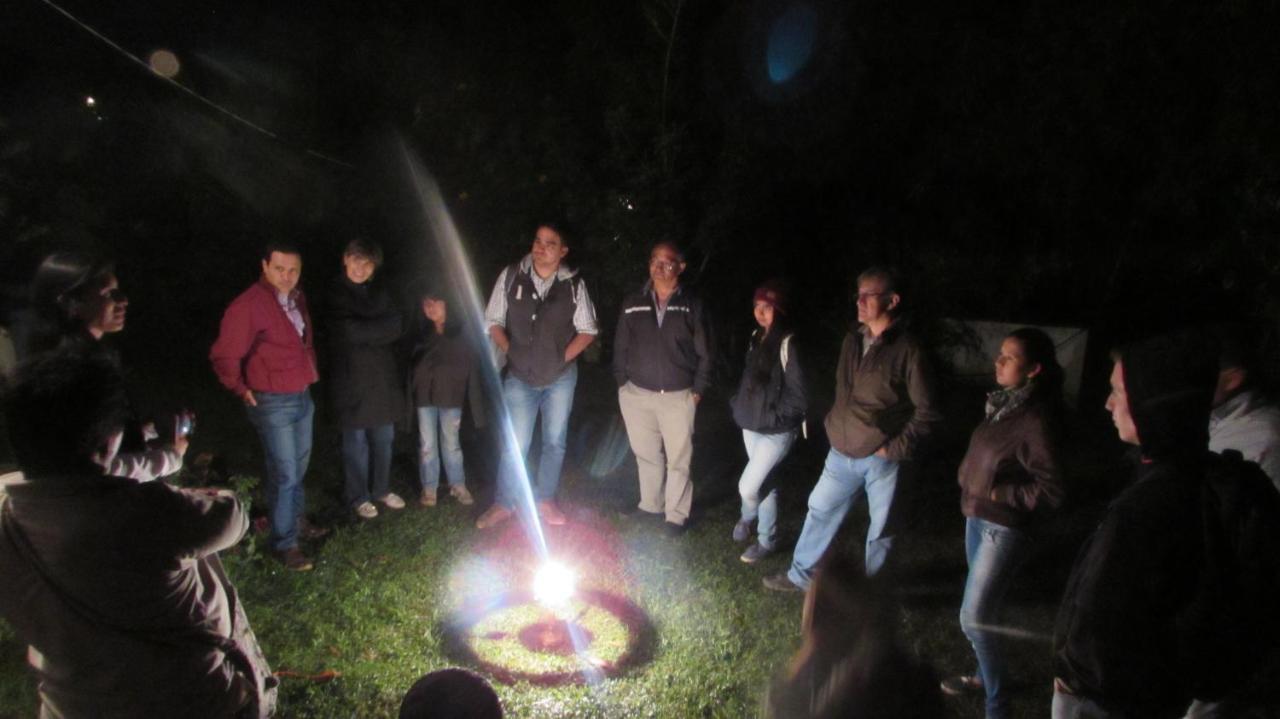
[341,423,395,508]
[739,429,797,549]
[497,363,577,507]
[787,448,899,587]
[418,406,465,491]
[960,517,1030,719]
[245,390,314,552]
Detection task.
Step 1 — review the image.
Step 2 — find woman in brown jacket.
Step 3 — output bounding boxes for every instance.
[941,327,1065,719]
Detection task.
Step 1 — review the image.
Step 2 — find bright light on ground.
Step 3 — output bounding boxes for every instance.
[533,561,576,607]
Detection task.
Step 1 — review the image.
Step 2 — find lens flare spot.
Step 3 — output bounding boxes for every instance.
[767,4,819,84]
[149,49,181,78]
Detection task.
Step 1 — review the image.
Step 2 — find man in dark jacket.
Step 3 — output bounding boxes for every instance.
[1052,329,1280,718]
[613,242,713,534]
[329,238,405,520]
[210,241,321,570]
[477,223,598,529]
[765,267,939,590]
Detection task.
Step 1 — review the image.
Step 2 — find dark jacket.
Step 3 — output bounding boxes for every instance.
[1053,332,1223,717]
[327,276,403,429]
[409,321,486,426]
[0,474,268,718]
[957,399,1063,528]
[612,283,713,395]
[502,261,585,387]
[730,329,807,434]
[210,279,318,396]
[823,319,940,461]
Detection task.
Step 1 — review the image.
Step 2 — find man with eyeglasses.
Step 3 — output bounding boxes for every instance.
[613,242,713,536]
[765,266,939,590]
[477,222,599,530]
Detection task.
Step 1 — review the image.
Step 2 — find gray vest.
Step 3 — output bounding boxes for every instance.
[505,266,579,386]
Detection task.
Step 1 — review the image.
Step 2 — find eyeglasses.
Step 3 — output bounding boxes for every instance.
[104,288,127,303]
[649,259,680,271]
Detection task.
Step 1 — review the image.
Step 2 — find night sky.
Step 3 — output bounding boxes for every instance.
[3,0,1278,382]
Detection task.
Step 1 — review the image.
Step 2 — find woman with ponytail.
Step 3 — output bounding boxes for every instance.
[941,327,1066,718]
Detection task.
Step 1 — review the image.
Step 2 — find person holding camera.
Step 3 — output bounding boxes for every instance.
[26,252,189,481]
[0,352,277,718]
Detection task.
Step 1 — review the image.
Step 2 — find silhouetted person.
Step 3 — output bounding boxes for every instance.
[0,352,276,718]
[399,668,502,719]
[1053,329,1280,718]
[764,553,944,719]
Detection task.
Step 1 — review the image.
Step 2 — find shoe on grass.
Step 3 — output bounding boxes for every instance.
[354,501,378,520]
[663,521,686,537]
[418,489,437,507]
[762,572,803,592]
[939,675,984,696]
[475,504,513,529]
[740,542,772,564]
[732,519,753,543]
[450,485,474,505]
[538,500,567,526]
[274,547,314,572]
[378,492,406,510]
[297,517,330,541]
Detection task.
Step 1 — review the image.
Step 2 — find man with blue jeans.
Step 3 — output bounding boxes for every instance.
[765,267,938,590]
[211,241,323,571]
[477,223,598,529]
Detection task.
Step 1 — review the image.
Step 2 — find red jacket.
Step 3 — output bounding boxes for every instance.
[210,279,318,396]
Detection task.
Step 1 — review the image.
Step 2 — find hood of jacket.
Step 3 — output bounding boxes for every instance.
[517,254,579,282]
[1120,330,1216,461]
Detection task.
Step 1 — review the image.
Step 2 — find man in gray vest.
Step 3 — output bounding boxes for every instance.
[477,223,598,529]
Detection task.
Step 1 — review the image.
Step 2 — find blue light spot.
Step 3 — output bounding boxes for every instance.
[767,5,819,84]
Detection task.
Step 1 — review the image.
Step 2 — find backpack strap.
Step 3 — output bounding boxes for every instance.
[779,333,806,439]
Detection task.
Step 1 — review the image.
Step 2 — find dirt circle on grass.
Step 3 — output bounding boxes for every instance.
[443,588,654,685]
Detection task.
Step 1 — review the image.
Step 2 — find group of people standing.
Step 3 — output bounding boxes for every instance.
[2,222,1279,718]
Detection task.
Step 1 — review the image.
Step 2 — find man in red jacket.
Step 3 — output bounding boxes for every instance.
[211,241,321,571]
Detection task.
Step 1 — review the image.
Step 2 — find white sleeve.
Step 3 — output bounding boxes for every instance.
[484,268,510,329]
[104,448,184,483]
[572,280,599,335]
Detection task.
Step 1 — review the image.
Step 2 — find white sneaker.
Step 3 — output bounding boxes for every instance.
[354,501,379,520]
[450,485,474,506]
[378,492,406,510]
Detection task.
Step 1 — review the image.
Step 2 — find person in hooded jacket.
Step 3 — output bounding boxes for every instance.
[729,280,807,564]
[328,238,406,520]
[940,327,1065,718]
[409,287,483,508]
[1052,328,1280,718]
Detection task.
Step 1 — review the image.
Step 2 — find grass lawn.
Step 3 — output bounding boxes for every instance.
[0,364,1084,718]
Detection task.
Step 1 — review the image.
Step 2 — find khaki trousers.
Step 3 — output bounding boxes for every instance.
[618,382,696,525]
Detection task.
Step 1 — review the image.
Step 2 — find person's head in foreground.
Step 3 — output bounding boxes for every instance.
[399,668,503,719]
[1106,328,1216,456]
[766,552,943,719]
[5,350,127,477]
